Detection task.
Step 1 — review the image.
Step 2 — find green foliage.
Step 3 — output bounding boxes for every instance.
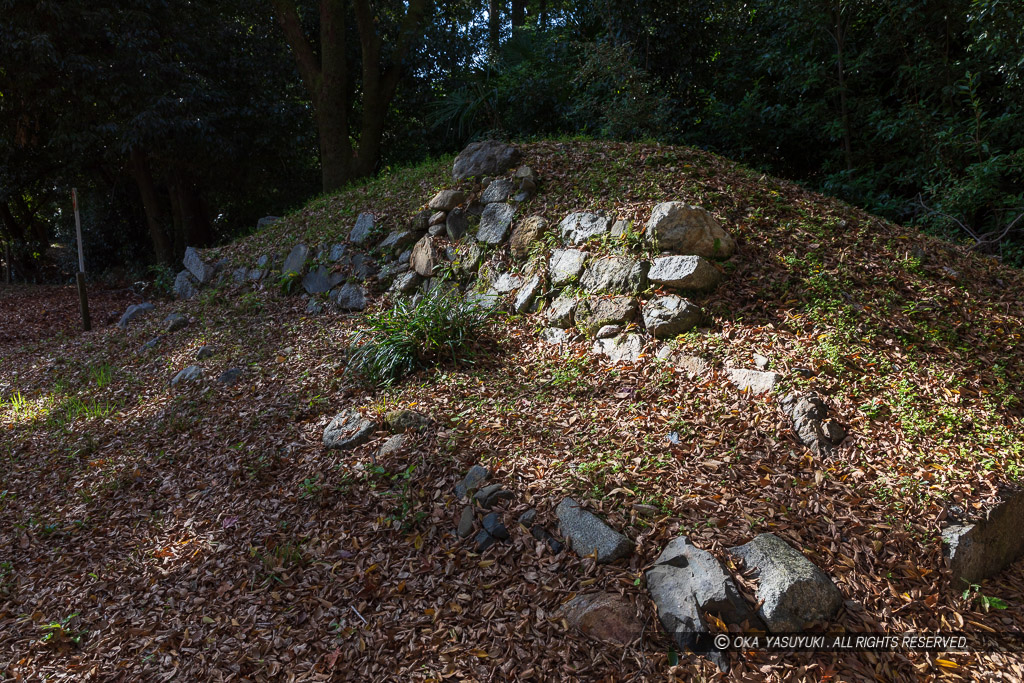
[963,581,1009,612]
[348,283,492,386]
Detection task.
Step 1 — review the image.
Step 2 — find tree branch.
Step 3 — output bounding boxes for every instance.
[268,0,322,98]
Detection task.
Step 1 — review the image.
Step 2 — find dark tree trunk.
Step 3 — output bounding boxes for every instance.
[511,0,525,30]
[130,147,174,265]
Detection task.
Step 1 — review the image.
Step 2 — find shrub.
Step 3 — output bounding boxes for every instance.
[347,283,492,386]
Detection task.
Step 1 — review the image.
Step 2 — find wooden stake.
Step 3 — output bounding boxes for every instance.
[72,188,91,331]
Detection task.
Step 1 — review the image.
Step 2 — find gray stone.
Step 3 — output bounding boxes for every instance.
[377,231,415,252]
[452,140,522,181]
[580,256,647,294]
[480,178,514,204]
[329,244,347,261]
[726,368,781,395]
[592,333,645,363]
[611,219,630,239]
[140,336,161,352]
[183,247,214,284]
[474,529,498,552]
[513,274,542,314]
[174,270,198,300]
[594,324,621,339]
[944,489,1024,584]
[247,268,263,281]
[541,327,570,344]
[377,434,407,458]
[632,503,659,518]
[378,261,410,282]
[429,211,447,227]
[428,189,466,212]
[474,484,514,509]
[512,191,531,203]
[257,255,270,268]
[458,506,475,538]
[322,409,376,450]
[646,202,736,259]
[347,252,378,280]
[428,224,446,237]
[384,409,432,433]
[546,295,577,329]
[217,368,243,385]
[643,295,702,339]
[510,216,548,261]
[231,267,248,284]
[446,208,469,240]
[648,255,721,291]
[455,465,490,499]
[411,236,441,277]
[390,271,423,294]
[753,353,770,370]
[409,209,432,233]
[171,365,202,386]
[452,241,483,276]
[302,266,331,294]
[306,299,325,315]
[559,593,642,646]
[195,345,215,360]
[256,216,280,230]
[490,272,523,294]
[282,244,309,276]
[555,497,633,563]
[575,297,638,337]
[118,302,154,329]
[518,509,537,527]
[482,512,510,540]
[477,203,516,244]
[558,212,612,245]
[548,249,588,287]
[164,313,189,332]
[779,392,842,456]
[349,212,375,245]
[328,271,346,288]
[331,283,367,311]
[729,533,842,632]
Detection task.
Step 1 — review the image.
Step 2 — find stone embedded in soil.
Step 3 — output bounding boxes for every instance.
[282,244,309,276]
[482,512,510,540]
[943,488,1024,585]
[647,255,721,291]
[726,368,781,395]
[559,593,642,646]
[592,333,644,363]
[164,313,189,332]
[477,203,516,244]
[558,212,612,245]
[457,506,475,538]
[349,213,375,245]
[474,529,498,552]
[171,365,202,386]
[455,465,490,499]
[555,497,633,563]
[474,483,513,509]
[322,409,376,450]
[217,368,242,385]
[645,202,736,259]
[548,249,588,287]
[643,295,702,339]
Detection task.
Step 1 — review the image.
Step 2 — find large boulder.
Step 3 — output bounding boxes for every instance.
[729,533,842,632]
[548,249,588,287]
[643,295,701,338]
[559,593,642,646]
[580,256,647,295]
[592,333,645,363]
[646,202,736,259]
[647,255,721,291]
[411,235,441,277]
[282,244,310,277]
[331,283,367,311]
[322,409,376,450]
[556,497,633,563]
[575,297,639,337]
[943,488,1024,585]
[477,203,516,244]
[183,246,214,284]
[302,265,331,294]
[256,216,280,230]
[428,189,466,212]
[558,212,612,245]
[510,216,548,261]
[452,140,522,181]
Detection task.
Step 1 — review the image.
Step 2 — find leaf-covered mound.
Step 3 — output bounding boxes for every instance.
[2,140,1023,681]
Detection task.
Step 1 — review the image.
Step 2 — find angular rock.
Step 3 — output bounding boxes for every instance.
[514,165,536,181]
[384,409,433,433]
[558,212,612,245]
[217,368,243,385]
[331,283,367,311]
[428,189,466,212]
[377,434,407,458]
[643,295,702,339]
[302,266,331,294]
[513,273,542,314]
[452,241,483,276]
[555,497,633,563]
[477,203,516,244]
[347,252,378,280]
[510,216,548,261]
[411,236,441,277]
[490,272,523,294]
[247,268,263,281]
[531,525,564,553]
[646,202,736,259]
[164,312,189,332]
[474,529,498,552]
[390,271,423,294]
[729,533,842,632]
[171,365,202,386]
[378,261,410,282]
[546,295,577,329]
[548,249,588,287]
[118,302,154,329]
[457,506,475,538]
[518,509,537,527]
[183,246,214,284]
[322,409,376,450]
[256,216,280,230]
[559,593,642,646]
[480,178,514,204]
[611,218,630,239]
[726,368,781,395]
[195,345,215,360]
[140,336,162,352]
[779,392,843,456]
[329,244,347,261]
[594,324,621,339]
[455,465,490,499]
[465,290,501,310]
[429,211,447,227]
[593,333,645,363]
[541,327,570,344]
[580,256,647,295]
[306,299,325,315]
[575,297,638,337]
[174,270,198,300]
[377,231,416,252]
[452,140,522,181]
[482,512,510,540]
[648,255,721,291]
[944,488,1024,584]
[282,244,310,276]
[349,212,375,245]
[232,267,248,284]
[753,353,770,370]
[474,483,513,509]
[446,208,469,240]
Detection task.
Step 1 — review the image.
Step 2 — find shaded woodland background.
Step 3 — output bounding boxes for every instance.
[2,0,1021,279]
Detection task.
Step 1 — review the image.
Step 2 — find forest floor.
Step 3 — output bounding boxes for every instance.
[2,140,1024,681]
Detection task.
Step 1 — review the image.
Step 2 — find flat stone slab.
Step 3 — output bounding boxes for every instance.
[559,593,642,646]
[322,409,376,450]
[580,256,647,295]
[480,178,514,204]
[726,368,781,395]
[549,249,588,287]
[592,333,644,363]
[282,244,309,276]
[477,203,516,244]
[558,212,612,245]
[183,246,214,284]
[648,255,721,291]
[729,533,842,632]
[944,488,1024,585]
[556,497,633,563]
[349,212,375,245]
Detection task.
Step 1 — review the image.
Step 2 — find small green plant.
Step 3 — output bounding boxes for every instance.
[348,281,492,385]
[147,264,175,296]
[278,271,302,295]
[39,612,85,647]
[962,581,1009,612]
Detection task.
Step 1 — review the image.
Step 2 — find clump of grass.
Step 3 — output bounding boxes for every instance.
[348,283,492,386]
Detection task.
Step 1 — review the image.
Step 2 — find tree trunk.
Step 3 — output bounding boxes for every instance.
[130,147,174,265]
[829,3,854,172]
[538,0,547,30]
[511,0,525,30]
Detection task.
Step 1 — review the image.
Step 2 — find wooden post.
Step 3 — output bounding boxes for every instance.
[72,188,91,331]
